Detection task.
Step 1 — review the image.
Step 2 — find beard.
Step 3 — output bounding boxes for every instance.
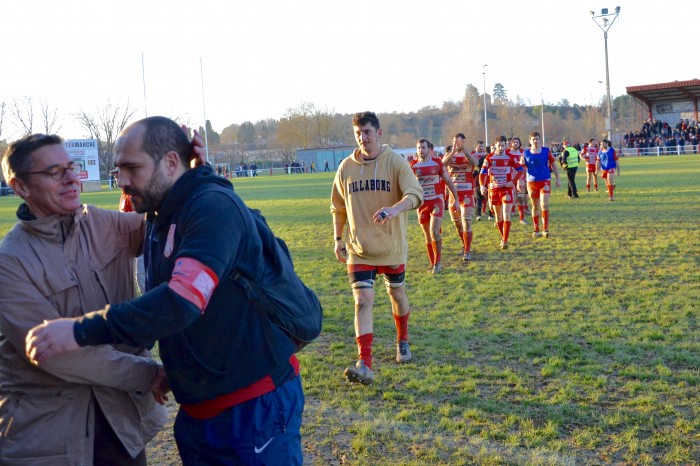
[125,168,170,214]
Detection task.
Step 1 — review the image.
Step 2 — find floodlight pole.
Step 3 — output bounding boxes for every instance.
[199,57,210,162]
[540,89,545,146]
[482,64,488,147]
[141,53,148,117]
[591,7,620,143]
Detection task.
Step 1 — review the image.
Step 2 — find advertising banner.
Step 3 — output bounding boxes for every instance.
[64,139,100,181]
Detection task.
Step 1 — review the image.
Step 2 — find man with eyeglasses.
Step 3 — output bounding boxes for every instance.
[0,132,203,465]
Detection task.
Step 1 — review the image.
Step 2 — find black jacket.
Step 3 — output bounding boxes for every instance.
[77,166,296,403]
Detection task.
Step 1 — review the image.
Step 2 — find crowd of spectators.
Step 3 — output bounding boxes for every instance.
[284,160,306,174]
[215,162,259,178]
[623,118,699,154]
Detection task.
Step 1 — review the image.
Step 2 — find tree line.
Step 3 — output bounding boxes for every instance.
[0,84,646,177]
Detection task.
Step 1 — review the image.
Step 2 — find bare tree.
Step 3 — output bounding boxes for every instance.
[312,105,336,147]
[39,99,62,134]
[74,100,136,176]
[275,102,315,161]
[11,97,34,136]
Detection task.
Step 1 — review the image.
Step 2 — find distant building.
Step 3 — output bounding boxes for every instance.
[295,145,446,171]
[627,79,700,122]
[295,146,355,172]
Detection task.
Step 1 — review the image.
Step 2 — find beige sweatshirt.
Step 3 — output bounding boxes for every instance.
[331,145,423,265]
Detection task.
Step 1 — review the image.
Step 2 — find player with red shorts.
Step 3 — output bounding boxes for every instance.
[479,136,524,249]
[508,137,529,224]
[410,138,458,274]
[597,139,620,201]
[471,141,489,221]
[520,131,561,238]
[580,138,599,192]
[442,133,479,261]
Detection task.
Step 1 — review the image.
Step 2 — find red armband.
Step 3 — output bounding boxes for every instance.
[168,257,219,313]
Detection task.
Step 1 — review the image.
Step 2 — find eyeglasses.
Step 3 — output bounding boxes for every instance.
[17,162,80,181]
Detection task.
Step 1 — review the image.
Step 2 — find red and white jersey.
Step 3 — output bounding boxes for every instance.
[480,152,523,189]
[445,152,475,193]
[410,156,445,201]
[507,149,523,176]
[581,146,598,165]
[471,150,487,163]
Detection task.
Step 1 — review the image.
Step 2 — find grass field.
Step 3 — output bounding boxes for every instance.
[1,155,698,465]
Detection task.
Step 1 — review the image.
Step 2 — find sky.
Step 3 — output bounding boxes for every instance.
[1,0,697,140]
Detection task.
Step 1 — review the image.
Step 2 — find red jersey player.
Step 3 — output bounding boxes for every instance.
[442,133,479,262]
[410,139,458,273]
[509,137,529,225]
[580,138,599,192]
[471,141,489,221]
[479,136,524,249]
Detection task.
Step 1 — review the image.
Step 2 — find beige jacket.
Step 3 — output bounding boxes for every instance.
[0,204,166,465]
[331,145,423,265]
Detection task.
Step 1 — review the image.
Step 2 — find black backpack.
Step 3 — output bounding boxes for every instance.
[228,207,323,352]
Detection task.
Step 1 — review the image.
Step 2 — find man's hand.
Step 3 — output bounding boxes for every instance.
[151,365,171,405]
[25,318,80,365]
[181,125,207,167]
[334,239,348,263]
[373,206,397,224]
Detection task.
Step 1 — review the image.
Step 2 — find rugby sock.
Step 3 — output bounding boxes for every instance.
[464,231,473,253]
[433,240,442,264]
[356,333,373,369]
[393,312,410,341]
[543,210,550,230]
[426,243,435,265]
[533,214,541,231]
[503,221,511,242]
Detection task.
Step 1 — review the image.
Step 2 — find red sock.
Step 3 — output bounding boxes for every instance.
[426,242,435,265]
[356,333,373,368]
[465,230,473,252]
[433,240,442,264]
[497,221,504,235]
[543,210,550,230]
[518,206,525,221]
[533,214,541,231]
[393,313,409,341]
[503,221,511,242]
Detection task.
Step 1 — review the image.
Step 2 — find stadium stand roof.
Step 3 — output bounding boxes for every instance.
[626,79,700,120]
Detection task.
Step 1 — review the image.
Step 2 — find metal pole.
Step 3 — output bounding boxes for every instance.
[540,90,546,146]
[604,30,612,142]
[141,53,148,117]
[591,7,620,144]
[482,65,488,147]
[199,57,209,163]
